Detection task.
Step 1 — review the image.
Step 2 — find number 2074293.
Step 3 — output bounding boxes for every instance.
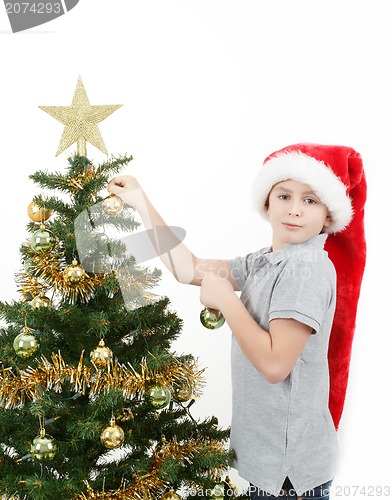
[335,485,390,496]
[5,3,62,14]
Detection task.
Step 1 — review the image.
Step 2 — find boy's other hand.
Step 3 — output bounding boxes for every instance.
[200,274,235,310]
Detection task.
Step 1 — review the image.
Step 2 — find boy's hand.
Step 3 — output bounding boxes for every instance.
[200,274,235,311]
[107,175,144,209]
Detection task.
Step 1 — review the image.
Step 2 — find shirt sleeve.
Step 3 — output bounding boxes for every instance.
[269,258,335,334]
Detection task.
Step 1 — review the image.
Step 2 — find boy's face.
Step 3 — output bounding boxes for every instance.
[267,180,332,251]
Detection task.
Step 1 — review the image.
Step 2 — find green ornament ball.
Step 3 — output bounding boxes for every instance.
[13,328,40,358]
[210,482,225,500]
[30,430,57,461]
[30,225,56,252]
[200,308,225,330]
[145,384,171,410]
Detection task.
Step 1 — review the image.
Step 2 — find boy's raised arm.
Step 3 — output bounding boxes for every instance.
[107,175,238,290]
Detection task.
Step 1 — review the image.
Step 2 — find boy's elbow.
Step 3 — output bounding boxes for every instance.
[265,374,287,384]
[260,365,290,385]
[175,271,196,285]
[173,255,199,285]
[263,373,283,385]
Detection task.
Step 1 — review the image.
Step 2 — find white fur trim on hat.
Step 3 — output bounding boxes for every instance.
[252,151,353,233]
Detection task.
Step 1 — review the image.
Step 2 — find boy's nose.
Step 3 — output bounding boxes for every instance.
[288,203,302,217]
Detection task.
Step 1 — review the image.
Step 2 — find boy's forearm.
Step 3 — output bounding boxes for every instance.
[121,186,235,287]
[132,188,196,284]
[219,294,276,382]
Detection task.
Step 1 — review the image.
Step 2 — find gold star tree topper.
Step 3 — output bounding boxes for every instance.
[39,76,122,157]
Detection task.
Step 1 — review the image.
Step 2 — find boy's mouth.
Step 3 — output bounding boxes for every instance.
[282,222,302,230]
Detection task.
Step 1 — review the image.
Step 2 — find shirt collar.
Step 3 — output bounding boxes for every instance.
[263,233,328,265]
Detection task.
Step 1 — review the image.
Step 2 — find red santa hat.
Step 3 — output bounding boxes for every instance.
[253,143,367,429]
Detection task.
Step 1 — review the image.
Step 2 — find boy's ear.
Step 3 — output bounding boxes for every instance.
[324,213,333,228]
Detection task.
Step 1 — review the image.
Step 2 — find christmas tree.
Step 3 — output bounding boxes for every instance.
[0,77,238,500]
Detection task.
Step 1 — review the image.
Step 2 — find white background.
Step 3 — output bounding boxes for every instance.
[1,1,390,497]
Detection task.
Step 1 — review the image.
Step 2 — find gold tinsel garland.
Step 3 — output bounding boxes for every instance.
[15,273,46,302]
[76,474,167,500]
[16,248,106,303]
[63,168,96,192]
[75,437,228,500]
[17,245,157,305]
[153,436,228,484]
[0,352,204,409]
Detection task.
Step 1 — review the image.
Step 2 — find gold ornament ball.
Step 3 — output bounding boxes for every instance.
[90,340,113,368]
[173,384,193,403]
[30,430,57,461]
[63,259,85,285]
[145,384,171,410]
[30,295,51,309]
[200,308,225,330]
[13,327,40,358]
[102,194,124,215]
[27,201,52,223]
[161,489,182,500]
[30,226,56,253]
[100,418,125,449]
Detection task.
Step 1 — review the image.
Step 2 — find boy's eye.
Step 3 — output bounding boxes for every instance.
[304,198,317,204]
[278,194,290,200]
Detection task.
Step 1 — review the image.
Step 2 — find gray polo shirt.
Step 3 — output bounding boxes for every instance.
[228,234,339,496]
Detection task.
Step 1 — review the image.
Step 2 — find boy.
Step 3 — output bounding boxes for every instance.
[107,143,366,499]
